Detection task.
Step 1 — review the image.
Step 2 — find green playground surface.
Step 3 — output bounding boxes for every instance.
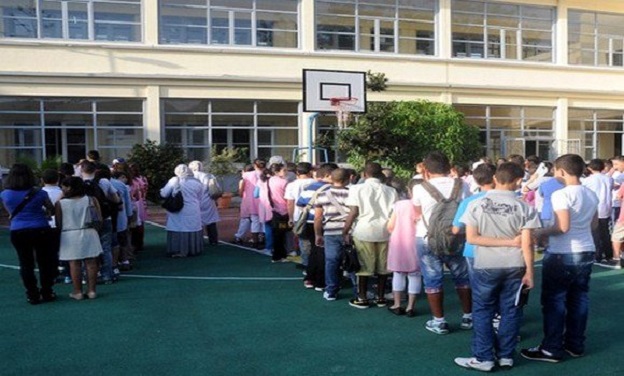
[1,224,623,376]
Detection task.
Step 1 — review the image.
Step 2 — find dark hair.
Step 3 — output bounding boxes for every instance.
[61,176,85,198]
[526,155,541,165]
[259,167,273,182]
[554,154,586,177]
[364,162,384,179]
[95,168,112,181]
[59,163,75,178]
[330,168,349,185]
[296,162,313,176]
[542,161,554,176]
[243,164,254,172]
[87,150,101,161]
[507,154,525,167]
[270,163,285,174]
[495,162,525,185]
[316,163,337,179]
[453,164,469,178]
[4,163,37,190]
[389,178,407,197]
[423,151,451,175]
[254,159,267,169]
[408,178,423,193]
[587,158,605,172]
[81,160,96,174]
[381,168,395,179]
[472,163,497,186]
[112,170,130,182]
[129,163,142,177]
[41,169,60,185]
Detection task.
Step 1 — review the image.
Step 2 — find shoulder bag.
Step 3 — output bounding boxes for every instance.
[9,187,39,220]
[162,178,184,213]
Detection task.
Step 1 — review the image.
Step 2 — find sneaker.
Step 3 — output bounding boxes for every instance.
[349,298,370,309]
[598,259,622,269]
[454,357,494,372]
[374,298,388,307]
[64,276,72,284]
[497,358,514,369]
[113,268,121,277]
[304,280,314,289]
[323,291,337,301]
[314,287,324,292]
[460,317,473,330]
[520,346,562,363]
[233,237,243,245]
[288,251,298,257]
[261,249,272,256]
[564,347,584,358]
[271,258,288,263]
[425,319,450,335]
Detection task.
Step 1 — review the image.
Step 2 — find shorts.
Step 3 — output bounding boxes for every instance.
[417,237,470,294]
[353,239,390,277]
[611,223,624,242]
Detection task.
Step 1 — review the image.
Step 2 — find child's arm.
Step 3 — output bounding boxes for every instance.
[314,207,324,247]
[536,208,569,238]
[387,211,396,233]
[521,228,534,289]
[466,225,521,248]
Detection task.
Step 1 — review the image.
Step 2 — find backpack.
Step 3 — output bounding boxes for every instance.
[421,178,465,256]
[83,179,115,220]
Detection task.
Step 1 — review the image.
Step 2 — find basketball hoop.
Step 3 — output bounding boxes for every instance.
[330,97,358,130]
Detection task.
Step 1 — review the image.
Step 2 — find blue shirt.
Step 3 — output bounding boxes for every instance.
[452,191,486,258]
[296,181,330,221]
[1,189,51,231]
[538,178,565,221]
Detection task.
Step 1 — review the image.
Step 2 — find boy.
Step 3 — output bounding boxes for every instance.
[454,162,541,371]
[521,154,598,363]
[581,159,612,262]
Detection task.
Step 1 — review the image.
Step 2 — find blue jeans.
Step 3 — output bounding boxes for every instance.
[417,237,470,294]
[324,235,344,296]
[540,252,594,357]
[471,267,525,362]
[99,219,113,280]
[264,221,273,251]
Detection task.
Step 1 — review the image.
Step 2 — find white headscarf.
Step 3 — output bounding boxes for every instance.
[188,160,203,172]
[174,164,192,178]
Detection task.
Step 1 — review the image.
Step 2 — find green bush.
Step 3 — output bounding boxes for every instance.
[337,100,482,179]
[127,140,185,203]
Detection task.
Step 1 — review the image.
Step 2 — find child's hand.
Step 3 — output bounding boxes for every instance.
[522,273,534,289]
[315,235,324,247]
[512,235,522,247]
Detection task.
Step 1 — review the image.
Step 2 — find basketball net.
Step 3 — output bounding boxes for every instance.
[330,97,358,130]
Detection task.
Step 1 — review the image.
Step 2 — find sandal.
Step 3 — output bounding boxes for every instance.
[405,309,416,318]
[87,291,97,299]
[387,306,406,316]
[69,292,84,301]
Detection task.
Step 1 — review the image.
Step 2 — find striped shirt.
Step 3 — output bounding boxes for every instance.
[314,187,350,236]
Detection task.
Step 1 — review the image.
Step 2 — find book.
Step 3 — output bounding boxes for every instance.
[515,284,530,307]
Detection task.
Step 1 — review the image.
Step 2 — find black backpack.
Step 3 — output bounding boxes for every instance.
[421,178,465,256]
[83,179,115,220]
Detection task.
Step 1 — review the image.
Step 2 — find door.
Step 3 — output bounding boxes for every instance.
[45,128,86,163]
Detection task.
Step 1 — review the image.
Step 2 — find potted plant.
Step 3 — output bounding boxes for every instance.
[206,147,248,208]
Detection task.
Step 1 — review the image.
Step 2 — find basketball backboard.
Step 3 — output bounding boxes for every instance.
[303,69,367,113]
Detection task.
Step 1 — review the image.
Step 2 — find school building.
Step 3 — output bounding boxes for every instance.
[2,0,624,168]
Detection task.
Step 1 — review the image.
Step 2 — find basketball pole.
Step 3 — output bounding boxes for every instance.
[308,112,320,164]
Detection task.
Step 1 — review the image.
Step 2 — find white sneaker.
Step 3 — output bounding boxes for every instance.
[454,357,494,372]
[323,291,336,301]
[498,358,513,368]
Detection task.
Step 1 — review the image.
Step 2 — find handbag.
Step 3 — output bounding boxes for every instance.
[85,197,103,232]
[161,178,184,213]
[267,179,291,230]
[340,242,361,273]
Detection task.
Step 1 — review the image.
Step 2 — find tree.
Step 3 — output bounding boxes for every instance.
[127,140,185,202]
[337,100,482,179]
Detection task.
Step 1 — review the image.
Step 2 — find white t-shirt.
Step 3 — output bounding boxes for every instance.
[42,185,63,228]
[611,171,624,208]
[412,176,471,237]
[581,173,612,218]
[284,177,315,221]
[548,185,598,254]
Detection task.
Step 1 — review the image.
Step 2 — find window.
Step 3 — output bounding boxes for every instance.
[569,109,624,159]
[163,99,299,162]
[455,104,554,158]
[452,0,554,62]
[159,0,299,48]
[316,0,436,55]
[0,0,141,42]
[0,97,144,166]
[569,10,624,67]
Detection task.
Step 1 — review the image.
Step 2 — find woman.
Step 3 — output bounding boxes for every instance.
[256,162,290,262]
[189,161,221,245]
[0,164,57,304]
[160,164,204,257]
[56,177,103,300]
[129,162,148,252]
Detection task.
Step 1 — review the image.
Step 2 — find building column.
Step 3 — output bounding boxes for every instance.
[145,86,161,143]
[555,98,569,156]
[555,2,569,66]
[300,0,315,52]
[143,0,159,45]
[438,0,453,60]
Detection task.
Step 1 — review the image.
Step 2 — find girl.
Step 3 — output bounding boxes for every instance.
[56,177,103,300]
[386,179,422,317]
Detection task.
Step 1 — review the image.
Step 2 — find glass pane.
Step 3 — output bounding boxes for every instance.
[159,2,208,44]
[453,13,484,27]
[0,113,40,126]
[165,128,183,144]
[44,112,93,126]
[487,16,518,29]
[68,1,89,40]
[41,0,63,39]
[97,100,143,113]
[212,100,254,113]
[487,3,519,17]
[525,107,554,119]
[399,0,435,10]
[258,29,297,48]
[596,121,623,132]
[399,8,434,22]
[94,2,141,42]
[97,114,142,127]
[359,4,395,18]
[257,12,297,31]
[257,115,298,128]
[0,98,40,112]
[211,115,254,127]
[164,99,208,113]
[211,0,253,9]
[316,1,356,16]
[256,0,298,12]
[523,6,553,20]
[1,0,37,38]
[97,128,143,147]
[164,114,208,126]
[44,99,92,112]
[490,106,521,118]
[358,18,375,52]
[211,10,229,44]
[452,0,484,14]
[257,101,298,114]
[234,12,251,45]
